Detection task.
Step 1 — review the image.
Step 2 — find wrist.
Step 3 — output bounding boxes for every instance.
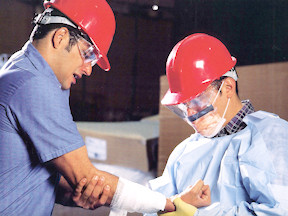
[158,197,198,216]
[162,198,176,213]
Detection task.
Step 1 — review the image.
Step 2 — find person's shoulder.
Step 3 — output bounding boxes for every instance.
[246,111,287,124]
[0,48,40,88]
[1,68,61,109]
[0,60,35,103]
[245,110,288,134]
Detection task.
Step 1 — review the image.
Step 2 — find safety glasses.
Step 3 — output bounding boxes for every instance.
[74,34,101,67]
[167,89,214,121]
[166,82,224,123]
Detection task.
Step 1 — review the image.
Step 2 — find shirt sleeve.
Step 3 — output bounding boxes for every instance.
[9,76,84,162]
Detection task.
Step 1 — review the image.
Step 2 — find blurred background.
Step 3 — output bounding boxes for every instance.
[1,0,288,123]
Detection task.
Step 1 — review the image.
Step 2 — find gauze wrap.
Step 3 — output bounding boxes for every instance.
[110,177,166,213]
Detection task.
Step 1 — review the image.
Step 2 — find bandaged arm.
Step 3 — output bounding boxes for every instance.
[52,146,174,213]
[110,177,174,213]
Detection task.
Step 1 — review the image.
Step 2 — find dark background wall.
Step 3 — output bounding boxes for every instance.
[1,0,288,122]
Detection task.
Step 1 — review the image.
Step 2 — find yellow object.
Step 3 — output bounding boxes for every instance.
[157,197,197,216]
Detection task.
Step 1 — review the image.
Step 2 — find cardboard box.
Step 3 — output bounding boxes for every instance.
[76,120,159,172]
[157,62,288,176]
[157,76,193,176]
[237,62,288,121]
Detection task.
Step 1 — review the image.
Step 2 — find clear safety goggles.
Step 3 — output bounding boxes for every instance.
[166,83,223,123]
[74,34,102,67]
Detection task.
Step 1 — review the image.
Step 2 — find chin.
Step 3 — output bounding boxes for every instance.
[61,84,71,90]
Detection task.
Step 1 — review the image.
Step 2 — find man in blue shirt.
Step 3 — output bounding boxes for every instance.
[0,1,211,215]
[0,0,116,214]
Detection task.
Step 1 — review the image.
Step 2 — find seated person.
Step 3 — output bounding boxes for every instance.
[145,33,288,215]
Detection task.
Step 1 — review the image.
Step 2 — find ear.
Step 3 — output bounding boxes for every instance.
[223,77,236,98]
[52,27,69,49]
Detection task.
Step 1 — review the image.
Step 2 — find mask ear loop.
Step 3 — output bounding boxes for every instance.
[212,80,230,119]
[212,80,225,106]
[222,98,230,119]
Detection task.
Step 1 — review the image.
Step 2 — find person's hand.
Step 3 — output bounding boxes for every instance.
[158,197,198,216]
[178,179,211,208]
[158,180,211,216]
[72,176,111,209]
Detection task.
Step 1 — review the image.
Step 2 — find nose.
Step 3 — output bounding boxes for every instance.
[81,62,92,76]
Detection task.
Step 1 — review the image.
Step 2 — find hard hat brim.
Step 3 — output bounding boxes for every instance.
[97,54,111,71]
[161,88,193,106]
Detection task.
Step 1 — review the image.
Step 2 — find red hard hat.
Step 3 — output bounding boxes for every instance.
[44,0,116,71]
[161,33,236,105]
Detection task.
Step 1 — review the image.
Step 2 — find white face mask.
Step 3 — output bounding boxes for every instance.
[197,98,230,138]
[186,81,230,138]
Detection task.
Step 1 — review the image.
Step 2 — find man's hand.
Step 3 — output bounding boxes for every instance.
[178,179,211,208]
[73,176,111,209]
[158,180,211,216]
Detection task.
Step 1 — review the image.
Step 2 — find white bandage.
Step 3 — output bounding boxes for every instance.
[110,177,166,213]
[109,208,128,216]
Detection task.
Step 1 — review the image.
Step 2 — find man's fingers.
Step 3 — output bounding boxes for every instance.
[191,179,204,193]
[201,185,211,204]
[201,185,210,196]
[80,176,99,206]
[72,175,111,209]
[97,185,110,206]
[202,184,209,191]
[73,178,87,202]
[88,176,105,206]
[75,178,87,195]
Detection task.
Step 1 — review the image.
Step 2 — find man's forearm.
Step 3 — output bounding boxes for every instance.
[51,146,119,204]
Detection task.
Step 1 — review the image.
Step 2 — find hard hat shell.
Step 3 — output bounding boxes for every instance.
[161,33,236,106]
[44,0,116,71]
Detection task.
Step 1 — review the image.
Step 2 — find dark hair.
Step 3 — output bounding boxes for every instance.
[211,74,239,95]
[31,8,82,51]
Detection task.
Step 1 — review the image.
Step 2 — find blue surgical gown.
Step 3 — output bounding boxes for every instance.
[145,111,288,215]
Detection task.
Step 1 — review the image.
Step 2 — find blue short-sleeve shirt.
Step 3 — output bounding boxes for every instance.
[0,41,85,215]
